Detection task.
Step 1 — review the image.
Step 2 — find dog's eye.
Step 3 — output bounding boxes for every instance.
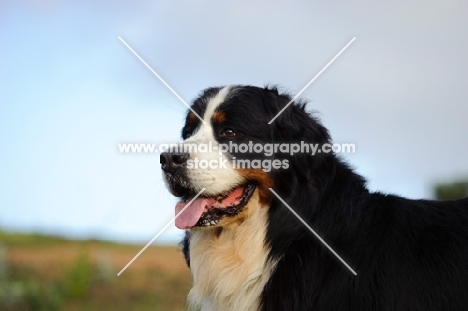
[221,128,236,138]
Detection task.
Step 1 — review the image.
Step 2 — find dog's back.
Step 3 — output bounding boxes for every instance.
[260,193,468,311]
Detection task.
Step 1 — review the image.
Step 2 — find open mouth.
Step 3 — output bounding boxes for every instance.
[174,183,256,229]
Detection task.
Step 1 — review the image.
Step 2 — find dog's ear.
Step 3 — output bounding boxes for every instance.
[268,93,334,190]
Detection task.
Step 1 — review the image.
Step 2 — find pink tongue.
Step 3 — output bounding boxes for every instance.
[174,187,245,229]
[175,198,211,229]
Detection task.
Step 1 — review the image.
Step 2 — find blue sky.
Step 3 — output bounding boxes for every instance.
[1,0,467,244]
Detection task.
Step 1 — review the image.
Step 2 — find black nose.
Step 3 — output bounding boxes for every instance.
[160,152,189,174]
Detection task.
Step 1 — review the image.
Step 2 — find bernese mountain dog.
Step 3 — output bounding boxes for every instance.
[160,85,468,311]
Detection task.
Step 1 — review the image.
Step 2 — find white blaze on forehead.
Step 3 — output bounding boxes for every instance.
[203,85,232,123]
[188,85,232,142]
[183,85,244,195]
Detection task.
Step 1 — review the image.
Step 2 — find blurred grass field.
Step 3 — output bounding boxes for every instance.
[0,230,191,311]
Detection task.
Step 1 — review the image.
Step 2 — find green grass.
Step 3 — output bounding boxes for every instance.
[0,230,68,246]
[0,230,191,311]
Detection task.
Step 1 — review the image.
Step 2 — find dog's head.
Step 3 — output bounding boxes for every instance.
[161,85,332,229]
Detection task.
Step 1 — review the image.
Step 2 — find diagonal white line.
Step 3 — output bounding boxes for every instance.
[268,37,356,124]
[117,188,206,276]
[268,188,357,276]
[118,36,206,124]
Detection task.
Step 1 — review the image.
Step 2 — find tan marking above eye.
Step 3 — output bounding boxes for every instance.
[213,111,226,124]
[187,112,197,124]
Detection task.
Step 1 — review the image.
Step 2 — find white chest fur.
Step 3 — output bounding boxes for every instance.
[187,196,276,311]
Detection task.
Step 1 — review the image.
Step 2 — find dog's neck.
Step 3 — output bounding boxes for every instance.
[187,191,276,311]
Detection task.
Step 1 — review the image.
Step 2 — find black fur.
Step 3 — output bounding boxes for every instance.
[179,85,468,310]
